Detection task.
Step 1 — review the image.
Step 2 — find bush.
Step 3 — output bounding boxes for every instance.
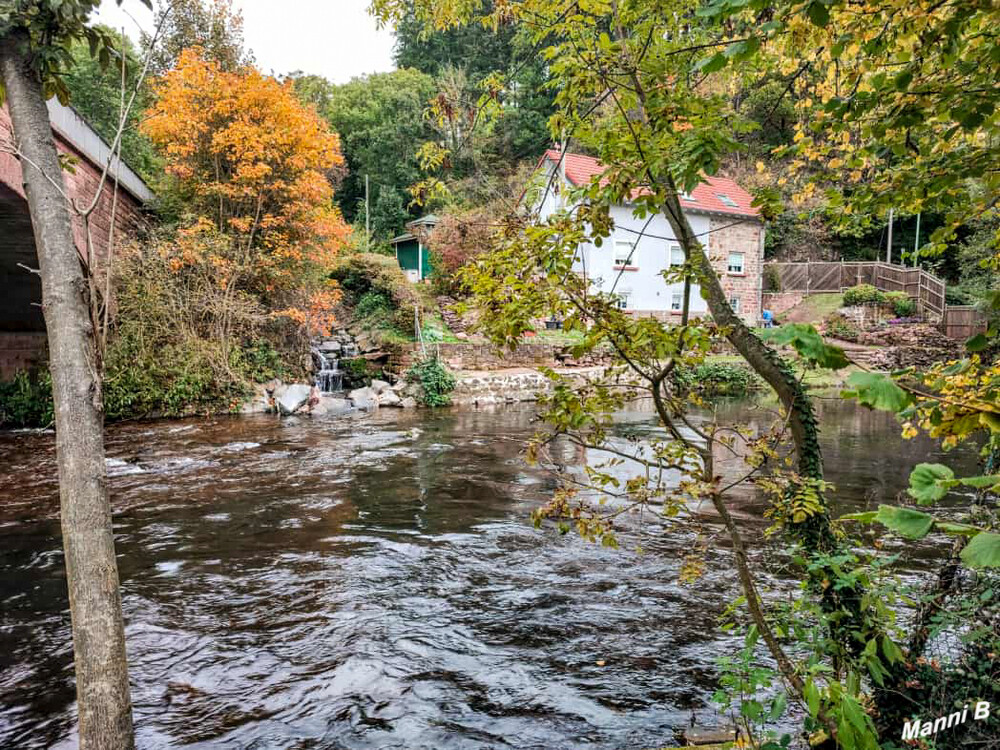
[407,356,456,407]
[674,361,758,397]
[763,264,782,292]
[0,370,54,428]
[824,313,861,341]
[884,291,917,317]
[330,253,421,332]
[101,237,295,419]
[842,284,885,307]
[340,357,380,389]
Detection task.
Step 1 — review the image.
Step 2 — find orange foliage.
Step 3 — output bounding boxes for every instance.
[143,49,349,287]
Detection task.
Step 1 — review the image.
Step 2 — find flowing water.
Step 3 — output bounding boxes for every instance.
[0,401,980,749]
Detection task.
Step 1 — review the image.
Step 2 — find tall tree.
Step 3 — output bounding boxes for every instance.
[393,0,555,162]
[0,1,147,747]
[63,24,158,180]
[321,68,437,235]
[373,1,1000,746]
[143,0,249,75]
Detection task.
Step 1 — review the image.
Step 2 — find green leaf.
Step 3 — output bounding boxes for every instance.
[843,372,913,412]
[762,324,849,369]
[807,1,830,26]
[875,504,934,539]
[803,679,820,718]
[907,463,955,504]
[966,333,990,352]
[960,532,1000,568]
[697,52,728,73]
[839,511,878,523]
[881,636,903,665]
[934,521,980,536]
[960,474,1000,489]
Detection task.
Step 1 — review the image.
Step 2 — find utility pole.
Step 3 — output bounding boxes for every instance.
[885,207,894,264]
[913,212,921,268]
[365,174,370,252]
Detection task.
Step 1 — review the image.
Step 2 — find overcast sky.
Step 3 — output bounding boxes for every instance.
[94,0,397,83]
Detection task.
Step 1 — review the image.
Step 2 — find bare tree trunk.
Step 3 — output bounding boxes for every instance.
[0,29,135,750]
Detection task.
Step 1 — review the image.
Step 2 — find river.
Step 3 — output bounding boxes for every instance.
[0,400,979,749]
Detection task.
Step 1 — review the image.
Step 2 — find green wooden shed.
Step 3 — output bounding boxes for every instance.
[390,215,438,282]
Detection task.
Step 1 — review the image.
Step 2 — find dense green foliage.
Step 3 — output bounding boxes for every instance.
[842,284,884,307]
[293,69,437,239]
[394,1,555,163]
[406,356,456,407]
[674,361,758,397]
[331,252,421,333]
[62,26,158,181]
[0,370,54,428]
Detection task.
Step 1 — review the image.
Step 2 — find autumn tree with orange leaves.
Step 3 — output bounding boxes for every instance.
[143,48,349,298]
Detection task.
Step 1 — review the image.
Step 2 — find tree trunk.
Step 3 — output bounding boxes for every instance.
[659,193,824,482]
[0,30,135,750]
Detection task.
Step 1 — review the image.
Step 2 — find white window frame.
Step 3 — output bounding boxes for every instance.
[615,291,632,310]
[614,239,636,268]
[669,245,684,267]
[727,251,745,275]
[670,293,683,311]
[729,296,741,313]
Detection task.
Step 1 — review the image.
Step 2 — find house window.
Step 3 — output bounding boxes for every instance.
[671,293,683,311]
[669,245,684,266]
[614,240,636,267]
[616,291,631,310]
[717,194,739,208]
[727,252,745,274]
[729,296,741,313]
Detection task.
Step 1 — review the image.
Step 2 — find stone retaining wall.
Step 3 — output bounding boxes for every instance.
[393,342,610,372]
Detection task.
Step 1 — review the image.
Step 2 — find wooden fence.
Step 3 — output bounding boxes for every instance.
[765,261,947,319]
[941,306,988,340]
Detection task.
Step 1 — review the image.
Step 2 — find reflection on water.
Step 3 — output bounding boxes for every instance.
[0,400,978,749]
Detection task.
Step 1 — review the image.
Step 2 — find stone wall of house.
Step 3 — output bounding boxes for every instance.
[707,216,764,323]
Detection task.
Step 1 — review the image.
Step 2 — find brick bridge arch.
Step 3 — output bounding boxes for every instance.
[0,100,152,377]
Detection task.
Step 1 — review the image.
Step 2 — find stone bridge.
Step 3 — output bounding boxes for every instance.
[0,100,152,378]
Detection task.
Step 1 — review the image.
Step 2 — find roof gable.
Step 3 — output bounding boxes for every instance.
[541,149,758,218]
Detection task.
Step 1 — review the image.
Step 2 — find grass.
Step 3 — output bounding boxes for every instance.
[778,293,844,324]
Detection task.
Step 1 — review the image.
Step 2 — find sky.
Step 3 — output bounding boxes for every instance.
[94,0,397,84]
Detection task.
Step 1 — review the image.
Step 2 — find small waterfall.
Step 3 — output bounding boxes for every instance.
[311,347,343,393]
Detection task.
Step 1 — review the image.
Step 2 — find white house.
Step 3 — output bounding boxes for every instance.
[534,149,765,324]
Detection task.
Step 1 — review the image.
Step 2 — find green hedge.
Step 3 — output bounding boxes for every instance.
[842,284,885,307]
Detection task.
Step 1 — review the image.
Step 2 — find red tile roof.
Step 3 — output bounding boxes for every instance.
[541,149,759,218]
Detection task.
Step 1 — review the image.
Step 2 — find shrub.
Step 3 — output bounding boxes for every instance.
[824,312,861,341]
[842,284,885,307]
[101,237,295,419]
[426,208,493,297]
[330,253,420,331]
[763,264,782,292]
[0,370,54,428]
[884,291,917,317]
[341,357,378,389]
[407,356,456,407]
[674,361,758,397]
